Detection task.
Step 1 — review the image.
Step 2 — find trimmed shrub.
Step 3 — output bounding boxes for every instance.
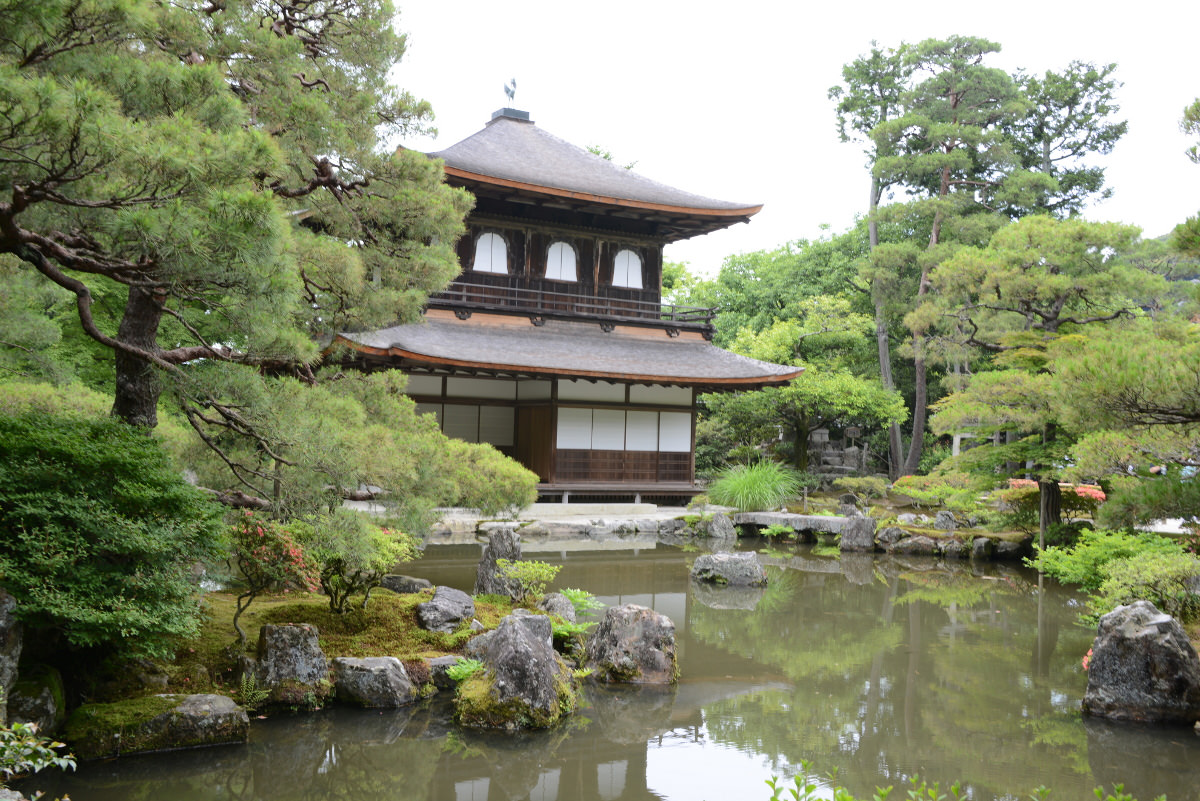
[1091,551,1200,622]
[291,510,418,614]
[0,411,225,659]
[1029,528,1185,591]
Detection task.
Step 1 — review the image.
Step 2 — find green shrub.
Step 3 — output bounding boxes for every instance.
[0,721,75,784]
[832,477,889,506]
[559,588,605,618]
[1091,550,1200,622]
[446,658,485,683]
[761,523,795,539]
[442,440,538,517]
[0,411,225,659]
[292,509,418,614]
[707,461,800,511]
[496,559,561,604]
[891,471,979,510]
[1029,529,1185,591]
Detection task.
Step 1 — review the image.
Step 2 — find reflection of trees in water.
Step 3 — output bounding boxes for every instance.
[689,559,1103,800]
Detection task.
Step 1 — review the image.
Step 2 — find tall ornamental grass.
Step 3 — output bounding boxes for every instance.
[707,461,801,512]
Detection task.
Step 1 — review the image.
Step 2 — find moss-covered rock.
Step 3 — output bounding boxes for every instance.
[63,693,249,760]
[456,611,578,730]
[6,664,66,734]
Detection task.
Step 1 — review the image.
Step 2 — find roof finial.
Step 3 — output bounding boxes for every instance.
[503,78,516,104]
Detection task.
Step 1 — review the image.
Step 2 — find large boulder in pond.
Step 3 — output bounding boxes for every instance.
[839,516,877,552]
[417,586,476,633]
[251,624,331,708]
[474,527,522,598]
[0,590,21,724]
[457,610,576,730]
[690,552,768,587]
[332,657,418,708]
[584,604,678,684]
[1082,600,1200,724]
[64,694,249,760]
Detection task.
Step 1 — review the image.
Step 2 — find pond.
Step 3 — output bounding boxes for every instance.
[24,539,1200,801]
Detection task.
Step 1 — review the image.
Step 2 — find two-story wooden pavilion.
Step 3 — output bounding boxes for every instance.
[333,108,800,501]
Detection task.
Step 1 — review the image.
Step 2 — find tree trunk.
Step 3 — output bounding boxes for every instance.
[867,175,904,479]
[1038,479,1062,550]
[900,350,927,475]
[111,287,165,428]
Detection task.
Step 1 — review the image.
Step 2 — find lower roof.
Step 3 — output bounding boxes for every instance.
[334,311,801,390]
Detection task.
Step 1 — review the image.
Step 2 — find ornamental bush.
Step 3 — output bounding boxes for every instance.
[891,471,979,510]
[291,509,418,614]
[229,512,320,644]
[1091,550,1200,623]
[1028,528,1185,591]
[997,479,1106,534]
[0,411,225,659]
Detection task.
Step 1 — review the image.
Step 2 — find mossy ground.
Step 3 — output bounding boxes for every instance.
[104,589,517,702]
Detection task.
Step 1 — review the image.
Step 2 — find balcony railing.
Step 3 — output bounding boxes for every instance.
[428,279,716,329]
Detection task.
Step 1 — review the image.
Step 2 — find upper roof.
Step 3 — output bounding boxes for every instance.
[427,109,761,240]
[334,310,801,390]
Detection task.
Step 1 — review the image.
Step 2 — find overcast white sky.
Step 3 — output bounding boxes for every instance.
[393,1,1198,275]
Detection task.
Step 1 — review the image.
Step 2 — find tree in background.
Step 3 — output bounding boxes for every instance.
[831,37,1128,477]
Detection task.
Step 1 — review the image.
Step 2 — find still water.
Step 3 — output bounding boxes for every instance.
[25,539,1200,801]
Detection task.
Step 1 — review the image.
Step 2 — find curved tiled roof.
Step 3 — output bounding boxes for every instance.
[429,111,760,216]
[336,313,800,389]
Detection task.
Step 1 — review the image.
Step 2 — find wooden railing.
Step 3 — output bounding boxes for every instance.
[428,278,715,329]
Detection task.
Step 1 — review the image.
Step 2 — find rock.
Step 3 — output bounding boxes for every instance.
[839,516,877,552]
[584,604,678,684]
[6,665,66,735]
[1082,600,1200,724]
[690,552,768,587]
[474,527,522,598]
[837,493,858,506]
[896,513,919,525]
[332,657,417,708]
[427,655,466,689]
[701,512,737,540]
[877,526,905,548]
[64,694,249,760]
[971,537,995,560]
[417,586,476,633]
[457,610,576,730]
[0,589,22,724]
[0,790,27,800]
[537,592,577,623]
[380,575,432,594]
[837,503,860,517]
[941,539,970,560]
[934,510,957,531]
[252,624,331,708]
[891,535,940,556]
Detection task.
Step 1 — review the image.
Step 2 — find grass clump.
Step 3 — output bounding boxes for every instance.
[707,461,800,512]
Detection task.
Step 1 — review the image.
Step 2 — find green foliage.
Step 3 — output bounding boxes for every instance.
[496,559,562,604]
[290,510,417,614]
[1091,550,1200,622]
[0,409,225,659]
[891,472,979,510]
[996,480,1105,534]
[833,477,889,506]
[1029,529,1185,591]
[237,673,270,713]
[228,512,320,645]
[761,523,796,539]
[707,461,801,512]
[446,658,485,684]
[0,722,75,784]
[559,588,605,618]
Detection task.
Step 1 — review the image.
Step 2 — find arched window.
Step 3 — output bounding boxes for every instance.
[545,241,577,282]
[612,249,642,289]
[472,232,507,274]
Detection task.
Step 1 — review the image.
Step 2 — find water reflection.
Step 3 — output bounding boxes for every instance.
[23,542,1200,801]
